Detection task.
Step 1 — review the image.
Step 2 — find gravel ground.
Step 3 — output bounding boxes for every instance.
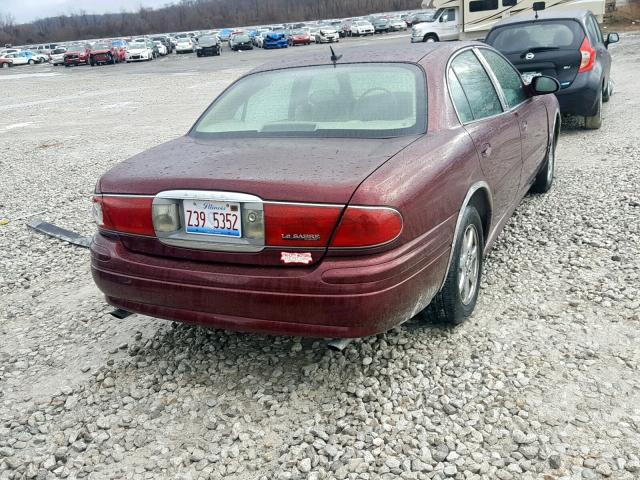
[0,32,639,480]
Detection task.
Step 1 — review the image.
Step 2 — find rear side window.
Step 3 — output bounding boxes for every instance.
[469,0,498,12]
[586,16,604,44]
[480,49,528,108]
[448,69,474,123]
[450,50,503,121]
[486,20,584,54]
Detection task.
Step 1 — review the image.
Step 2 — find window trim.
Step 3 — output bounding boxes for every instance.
[445,46,510,126]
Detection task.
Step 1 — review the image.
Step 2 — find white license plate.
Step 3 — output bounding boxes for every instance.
[183,200,241,238]
[521,72,542,85]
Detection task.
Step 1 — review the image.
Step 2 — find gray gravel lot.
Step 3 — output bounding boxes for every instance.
[1,32,639,480]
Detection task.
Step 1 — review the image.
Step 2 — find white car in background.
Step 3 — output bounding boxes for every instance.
[153,41,167,56]
[389,18,408,31]
[126,42,153,62]
[0,52,28,66]
[175,37,195,53]
[49,47,67,66]
[350,20,375,36]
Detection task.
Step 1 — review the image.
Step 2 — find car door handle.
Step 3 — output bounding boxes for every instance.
[480,143,492,158]
[521,121,528,132]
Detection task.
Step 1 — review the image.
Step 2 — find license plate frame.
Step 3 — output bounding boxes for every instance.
[183,200,242,238]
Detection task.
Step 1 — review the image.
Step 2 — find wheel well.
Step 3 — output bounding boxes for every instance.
[467,189,491,243]
[424,33,439,41]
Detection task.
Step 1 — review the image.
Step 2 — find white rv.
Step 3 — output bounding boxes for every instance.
[412,0,605,42]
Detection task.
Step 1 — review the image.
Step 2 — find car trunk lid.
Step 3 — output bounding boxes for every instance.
[98,135,415,266]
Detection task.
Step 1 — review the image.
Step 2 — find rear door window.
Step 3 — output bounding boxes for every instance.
[448,69,474,123]
[479,49,528,108]
[450,50,503,120]
[486,20,584,54]
[586,16,604,45]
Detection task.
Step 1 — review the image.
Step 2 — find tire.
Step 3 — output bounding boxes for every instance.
[427,206,484,325]
[584,90,602,130]
[424,34,438,43]
[531,125,557,194]
[602,80,611,103]
[110,54,116,65]
[28,59,35,65]
[1,63,8,69]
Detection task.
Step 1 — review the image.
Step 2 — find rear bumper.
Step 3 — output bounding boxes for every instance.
[91,229,451,338]
[555,70,602,117]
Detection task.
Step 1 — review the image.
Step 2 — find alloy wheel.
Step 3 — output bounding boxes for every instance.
[458,224,480,305]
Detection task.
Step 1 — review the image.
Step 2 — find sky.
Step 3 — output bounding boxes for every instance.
[2,0,173,24]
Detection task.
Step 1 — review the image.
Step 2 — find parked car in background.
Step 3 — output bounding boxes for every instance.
[389,17,408,31]
[89,42,119,65]
[2,52,28,65]
[0,56,14,68]
[153,41,168,56]
[175,37,195,54]
[126,42,154,62]
[350,20,375,36]
[19,50,48,64]
[315,26,340,43]
[152,36,173,54]
[339,20,353,37]
[196,35,222,56]
[372,17,391,33]
[229,33,253,51]
[288,29,311,46]
[64,44,91,66]
[90,42,561,339]
[263,32,288,49]
[486,9,618,130]
[218,29,235,42]
[49,47,67,65]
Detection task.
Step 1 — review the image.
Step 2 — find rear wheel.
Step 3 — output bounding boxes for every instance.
[28,59,35,65]
[1,62,8,69]
[427,207,484,325]
[584,91,602,130]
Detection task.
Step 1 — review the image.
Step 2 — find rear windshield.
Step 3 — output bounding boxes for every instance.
[486,20,584,53]
[191,63,426,139]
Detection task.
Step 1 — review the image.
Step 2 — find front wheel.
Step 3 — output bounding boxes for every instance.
[584,91,602,130]
[531,129,556,194]
[424,34,438,43]
[426,206,484,325]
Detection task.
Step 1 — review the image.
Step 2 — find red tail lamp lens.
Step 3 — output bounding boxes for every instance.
[93,195,155,236]
[578,36,596,73]
[331,206,403,248]
[264,203,342,247]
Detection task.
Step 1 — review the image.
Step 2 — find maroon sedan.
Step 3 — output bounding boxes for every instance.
[288,30,312,46]
[89,42,119,66]
[64,44,91,66]
[91,42,560,338]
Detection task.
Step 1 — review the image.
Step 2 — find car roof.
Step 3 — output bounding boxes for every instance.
[490,8,592,28]
[249,41,475,74]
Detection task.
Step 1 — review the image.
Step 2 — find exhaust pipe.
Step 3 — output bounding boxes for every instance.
[327,338,353,351]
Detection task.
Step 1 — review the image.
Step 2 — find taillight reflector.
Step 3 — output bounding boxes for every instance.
[93,195,155,236]
[331,206,403,248]
[578,36,596,73]
[264,203,342,247]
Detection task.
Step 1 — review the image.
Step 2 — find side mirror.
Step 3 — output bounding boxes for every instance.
[531,75,560,95]
[606,32,619,46]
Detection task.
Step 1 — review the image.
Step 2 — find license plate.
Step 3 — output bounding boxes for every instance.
[183,200,241,238]
[521,71,542,85]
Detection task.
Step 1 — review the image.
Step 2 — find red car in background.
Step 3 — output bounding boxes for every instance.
[91,42,561,339]
[64,43,91,66]
[90,42,120,65]
[288,29,311,46]
[0,57,12,68]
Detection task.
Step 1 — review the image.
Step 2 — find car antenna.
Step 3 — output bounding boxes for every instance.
[329,46,342,68]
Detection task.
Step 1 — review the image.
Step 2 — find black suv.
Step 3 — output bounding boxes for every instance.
[486,9,619,129]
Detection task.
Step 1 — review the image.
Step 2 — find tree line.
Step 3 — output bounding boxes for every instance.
[0,0,421,46]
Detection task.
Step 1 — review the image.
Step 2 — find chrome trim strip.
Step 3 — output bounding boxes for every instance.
[473,47,509,111]
[99,194,155,198]
[439,181,492,291]
[157,190,262,203]
[265,201,344,208]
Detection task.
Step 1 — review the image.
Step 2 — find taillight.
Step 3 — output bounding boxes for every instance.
[92,195,155,236]
[264,203,342,247]
[331,206,402,248]
[578,36,596,73]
